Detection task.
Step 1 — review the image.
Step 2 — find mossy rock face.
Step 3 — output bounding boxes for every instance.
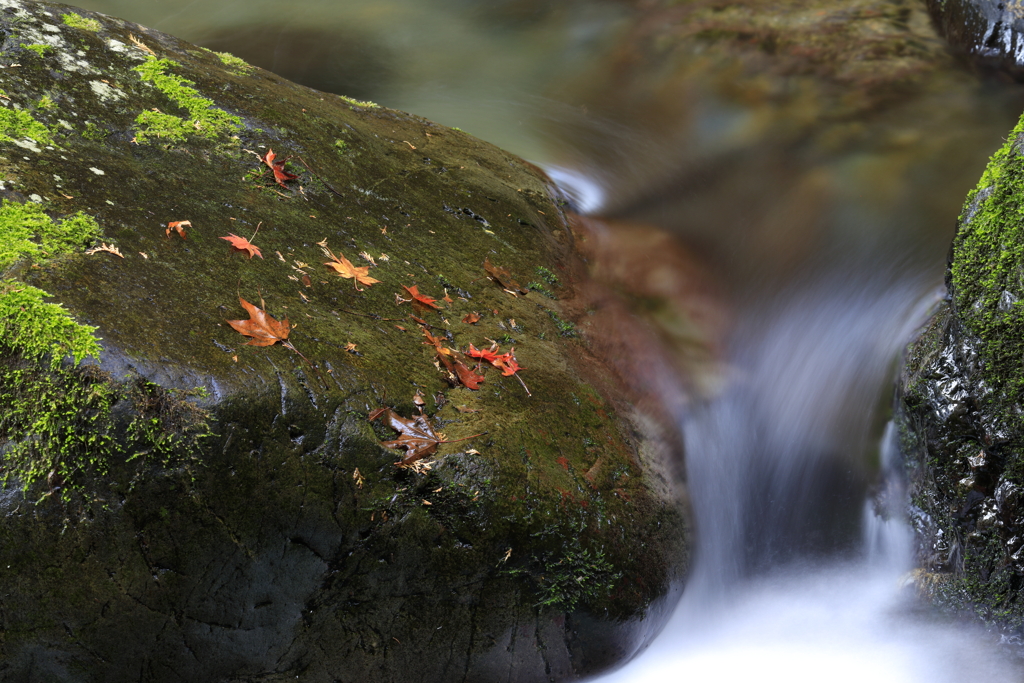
[0,2,688,681]
[896,111,1024,635]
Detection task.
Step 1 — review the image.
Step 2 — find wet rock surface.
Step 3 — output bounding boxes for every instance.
[925,0,1024,80]
[896,110,1024,642]
[0,2,689,681]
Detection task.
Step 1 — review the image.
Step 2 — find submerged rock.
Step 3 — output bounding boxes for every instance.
[0,1,689,680]
[896,110,1024,641]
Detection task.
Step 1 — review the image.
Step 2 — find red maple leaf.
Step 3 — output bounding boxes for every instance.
[261,148,299,188]
[220,233,263,259]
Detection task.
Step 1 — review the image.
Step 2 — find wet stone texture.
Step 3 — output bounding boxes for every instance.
[925,0,1024,80]
[896,109,1024,646]
[0,1,689,681]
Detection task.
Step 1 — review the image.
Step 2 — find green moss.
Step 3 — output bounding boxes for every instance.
[81,121,106,140]
[132,56,243,144]
[535,266,560,286]
[0,199,101,269]
[546,309,577,337]
[0,281,100,369]
[36,95,55,111]
[334,139,349,153]
[211,50,253,72]
[950,115,1024,427]
[21,43,52,57]
[0,106,52,145]
[339,95,380,109]
[0,357,211,498]
[61,13,101,32]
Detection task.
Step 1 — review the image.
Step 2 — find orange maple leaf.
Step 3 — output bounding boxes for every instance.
[323,247,380,290]
[166,220,191,240]
[226,297,292,347]
[402,284,441,311]
[221,233,263,259]
[462,312,482,324]
[260,148,299,189]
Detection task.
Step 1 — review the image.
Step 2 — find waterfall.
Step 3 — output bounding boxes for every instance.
[586,268,1020,681]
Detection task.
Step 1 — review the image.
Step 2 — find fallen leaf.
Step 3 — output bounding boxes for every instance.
[166,220,191,240]
[483,257,529,294]
[353,468,365,489]
[359,251,377,266]
[462,312,482,324]
[402,284,441,311]
[467,342,529,394]
[453,359,485,390]
[260,148,299,189]
[455,405,481,414]
[85,242,124,258]
[370,407,483,466]
[323,244,380,290]
[345,342,358,353]
[221,233,263,259]
[226,296,291,347]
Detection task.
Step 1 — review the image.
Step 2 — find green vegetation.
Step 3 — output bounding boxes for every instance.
[535,266,559,286]
[133,56,243,143]
[36,95,55,111]
[211,50,253,72]
[81,121,106,140]
[0,107,52,145]
[0,281,100,369]
[61,13,101,32]
[0,199,100,269]
[339,95,380,109]
[950,113,1024,437]
[546,309,577,337]
[21,43,52,57]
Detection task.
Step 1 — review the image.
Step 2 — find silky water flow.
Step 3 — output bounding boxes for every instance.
[586,266,1022,682]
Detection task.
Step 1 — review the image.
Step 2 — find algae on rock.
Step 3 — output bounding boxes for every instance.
[0,2,689,681]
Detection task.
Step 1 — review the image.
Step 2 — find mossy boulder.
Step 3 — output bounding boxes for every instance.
[0,2,688,681]
[925,0,1024,80]
[896,112,1024,636]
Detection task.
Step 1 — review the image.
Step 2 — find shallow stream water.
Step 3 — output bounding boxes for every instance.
[68,0,1024,679]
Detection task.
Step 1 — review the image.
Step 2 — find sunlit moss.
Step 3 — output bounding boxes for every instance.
[61,13,101,32]
[133,56,242,143]
[0,199,100,269]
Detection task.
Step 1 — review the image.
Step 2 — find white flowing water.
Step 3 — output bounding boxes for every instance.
[590,277,1023,682]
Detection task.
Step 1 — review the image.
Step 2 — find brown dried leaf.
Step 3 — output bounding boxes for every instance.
[483,257,529,294]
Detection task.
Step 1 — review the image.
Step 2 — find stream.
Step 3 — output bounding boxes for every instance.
[64,0,1024,679]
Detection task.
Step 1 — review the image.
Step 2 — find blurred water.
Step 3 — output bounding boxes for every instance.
[68,0,1024,679]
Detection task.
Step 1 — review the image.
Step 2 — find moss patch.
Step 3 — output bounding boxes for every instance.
[133,56,242,143]
[0,199,100,269]
[0,281,100,368]
[950,114,1024,438]
[0,106,52,145]
[61,12,101,32]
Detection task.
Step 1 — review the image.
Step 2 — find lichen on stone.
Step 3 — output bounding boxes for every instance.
[133,55,243,143]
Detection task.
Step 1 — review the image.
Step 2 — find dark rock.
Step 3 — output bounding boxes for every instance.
[925,0,1024,80]
[0,1,689,680]
[896,109,1024,639]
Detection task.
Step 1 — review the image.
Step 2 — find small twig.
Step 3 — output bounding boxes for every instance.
[295,155,345,197]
